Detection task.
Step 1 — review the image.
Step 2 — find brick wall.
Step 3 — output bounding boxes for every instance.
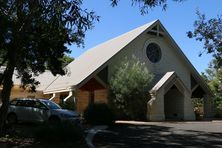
[76,90,90,113]
[51,93,61,104]
[9,85,50,100]
[76,89,108,113]
[94,89,108,103]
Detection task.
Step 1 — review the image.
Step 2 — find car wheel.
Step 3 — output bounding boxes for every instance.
[7,113,17,125]
[48,116,60,124]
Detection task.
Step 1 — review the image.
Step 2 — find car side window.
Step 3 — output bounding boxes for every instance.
[16,100,26,106]
[25,100,35,107]
[34,101,47,109]
[10,100,17,106]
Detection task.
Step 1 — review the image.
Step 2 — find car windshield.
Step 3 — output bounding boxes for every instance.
[41,100,61,110]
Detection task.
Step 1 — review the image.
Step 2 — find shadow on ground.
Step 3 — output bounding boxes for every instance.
[0,123,86,148]
[93,123,222,148]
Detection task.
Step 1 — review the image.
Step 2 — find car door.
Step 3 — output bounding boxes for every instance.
[22,100,36,122]
[15,100,33,122]
[31,101,49,122]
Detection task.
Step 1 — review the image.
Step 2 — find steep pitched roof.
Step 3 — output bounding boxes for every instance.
[44,20,212,96]
[44,20,157,93]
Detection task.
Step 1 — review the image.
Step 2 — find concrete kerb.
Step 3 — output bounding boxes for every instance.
[85,125,108,148]
[115,120,222,125]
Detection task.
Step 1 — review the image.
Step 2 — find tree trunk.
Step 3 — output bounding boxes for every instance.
[0,53,15,135]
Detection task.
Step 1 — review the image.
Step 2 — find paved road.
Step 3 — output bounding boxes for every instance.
[93,121,222,148]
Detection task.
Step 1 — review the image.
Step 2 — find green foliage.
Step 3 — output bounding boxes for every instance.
[111,0,185,14]
[34,121,83,142]
[59,101,76,111]
[192,98,203,119]
[201,60,222,117]
[109,57,153,120]
[209,69,222,109]
[188,11,222,118]
[0,0,99,131]
[83,103,115,125]
[61,55,74,68]
[192,98,203,109]
[0,0,99,88]
[187,11,222,67]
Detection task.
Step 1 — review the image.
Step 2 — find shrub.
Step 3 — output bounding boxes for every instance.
[215,103,222,118]
[59,100,76,111]
[83,103,115,125]
[214,96,222,118]
[34,121,83,143]
[109,56,153,120]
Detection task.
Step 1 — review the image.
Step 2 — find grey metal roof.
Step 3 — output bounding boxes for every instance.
[0,66,57,91]
[33,71,58,91]
[44,20,157,93]
[44,20,212,95]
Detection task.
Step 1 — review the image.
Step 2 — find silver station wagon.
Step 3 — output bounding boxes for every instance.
[7,98,81,124]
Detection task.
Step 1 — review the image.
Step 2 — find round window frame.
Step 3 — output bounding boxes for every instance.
[145,42,162,63]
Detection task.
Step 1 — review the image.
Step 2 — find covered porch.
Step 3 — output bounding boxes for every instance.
[47,76,108,113]
[147,72,194,121]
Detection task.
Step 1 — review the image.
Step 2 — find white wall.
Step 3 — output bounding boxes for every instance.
[108,32,191,90]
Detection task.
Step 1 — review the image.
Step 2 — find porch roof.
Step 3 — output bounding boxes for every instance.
[150,71,191,95]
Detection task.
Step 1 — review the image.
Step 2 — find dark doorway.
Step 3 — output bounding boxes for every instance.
[164,85,184,120]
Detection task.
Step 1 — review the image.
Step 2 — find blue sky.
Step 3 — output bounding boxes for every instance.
[69,0,222,73]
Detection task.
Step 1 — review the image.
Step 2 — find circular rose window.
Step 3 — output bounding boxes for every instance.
[146,43,162,63]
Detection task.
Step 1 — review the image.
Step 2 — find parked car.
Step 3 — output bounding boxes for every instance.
[7,98,81,124]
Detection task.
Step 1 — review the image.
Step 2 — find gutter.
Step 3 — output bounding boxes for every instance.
[64,91,73,102]
[49,93,56,101]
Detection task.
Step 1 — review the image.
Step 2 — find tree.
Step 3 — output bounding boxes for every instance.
[201,60,222,110]
[188,11,222,116]
[109,56,153,120]
[0,0,98,134]
[61,55,75,68]
[187,11,222,68]
[111,0,184,14]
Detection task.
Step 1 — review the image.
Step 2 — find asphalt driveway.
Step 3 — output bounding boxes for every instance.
[93,121,222,148]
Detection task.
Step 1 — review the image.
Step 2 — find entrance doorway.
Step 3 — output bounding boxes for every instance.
[164,85,184,120]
